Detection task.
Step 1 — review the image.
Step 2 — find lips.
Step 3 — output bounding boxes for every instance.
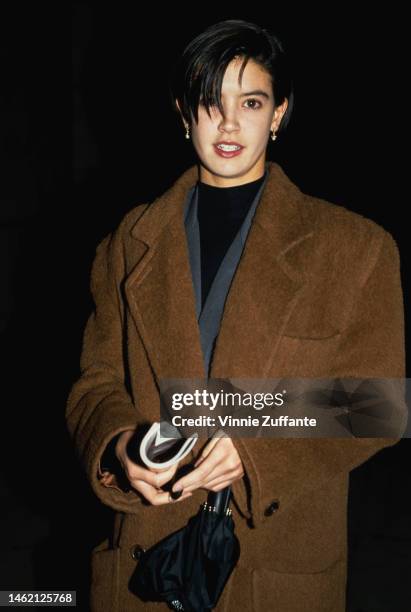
[215,141,244,148]
[213,142,244,158]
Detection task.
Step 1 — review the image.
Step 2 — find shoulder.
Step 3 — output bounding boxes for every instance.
[97,202,150,247]
[273,162,400,266]
[306,192,392,244]
[113,202,150,242]
[302,192,400,279]
[92,202,150,274]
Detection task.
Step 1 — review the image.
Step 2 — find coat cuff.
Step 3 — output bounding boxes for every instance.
[88,426,144,513]
[72,394,145,513]
[99,432,133,493]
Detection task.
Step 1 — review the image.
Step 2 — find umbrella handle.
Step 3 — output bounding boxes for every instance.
[207,485,231,515]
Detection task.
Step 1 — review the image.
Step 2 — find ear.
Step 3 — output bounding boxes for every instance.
[271,98,288,132]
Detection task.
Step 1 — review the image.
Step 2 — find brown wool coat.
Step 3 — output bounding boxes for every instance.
[65,161,407,612]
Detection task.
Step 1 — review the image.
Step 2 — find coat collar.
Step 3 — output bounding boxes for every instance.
[130,161,314,259]
[125,161,316,382]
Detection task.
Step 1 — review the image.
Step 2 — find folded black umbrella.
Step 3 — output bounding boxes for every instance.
[129,485,240,611]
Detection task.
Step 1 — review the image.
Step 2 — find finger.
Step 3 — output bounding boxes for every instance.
[203,467,238,487]
[172,434,237,492]
[172,450,223,493]
[196,445,243,479]
[150,463,178,475]
[133,479,193,506]
[149,463,178,486]
[193,449,241,485]
[204,479,233,492]
[194,434,224,466]
[195,434,239,466]
[203,468,242,491]
[171,465,240,496]
[126,462,177,489]
[189,462,229,490]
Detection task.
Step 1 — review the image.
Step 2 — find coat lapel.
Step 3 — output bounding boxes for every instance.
[209,163,316,379]
[124,165,206,380]
[125,161,316,383]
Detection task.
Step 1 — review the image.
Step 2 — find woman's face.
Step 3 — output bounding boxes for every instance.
[177,57,287,187]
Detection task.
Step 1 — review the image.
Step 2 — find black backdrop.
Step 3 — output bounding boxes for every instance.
[0,4,409,611]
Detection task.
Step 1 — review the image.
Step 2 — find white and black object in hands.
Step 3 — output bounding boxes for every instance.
[139,421,198,470]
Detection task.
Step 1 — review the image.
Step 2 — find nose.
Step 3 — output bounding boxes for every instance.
[217,104,240,135]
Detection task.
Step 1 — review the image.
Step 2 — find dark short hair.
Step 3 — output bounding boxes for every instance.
[168,19,294,136]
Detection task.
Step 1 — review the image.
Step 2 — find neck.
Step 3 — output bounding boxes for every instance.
[198,160,268,187]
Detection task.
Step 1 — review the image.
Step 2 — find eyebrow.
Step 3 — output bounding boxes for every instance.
[238,90,270,99]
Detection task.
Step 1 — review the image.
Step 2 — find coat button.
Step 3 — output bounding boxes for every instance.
[130,544,145,561]
[264,500,280,516]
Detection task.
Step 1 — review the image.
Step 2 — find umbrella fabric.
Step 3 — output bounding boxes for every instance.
[129,486,240,611]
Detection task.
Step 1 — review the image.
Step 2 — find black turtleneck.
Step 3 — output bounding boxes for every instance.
[197,172,266,308]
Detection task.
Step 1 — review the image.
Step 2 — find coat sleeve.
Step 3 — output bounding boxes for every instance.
[65,229,145,513]
[231,228,408,526]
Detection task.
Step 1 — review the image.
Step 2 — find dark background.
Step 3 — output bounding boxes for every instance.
[0,4,409,611]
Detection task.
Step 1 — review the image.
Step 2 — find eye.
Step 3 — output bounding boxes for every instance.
[244,98,262,110]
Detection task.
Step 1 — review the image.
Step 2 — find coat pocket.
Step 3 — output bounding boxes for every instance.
[90,539,120,612]
[251,557,346,612]
[273,332,343,377]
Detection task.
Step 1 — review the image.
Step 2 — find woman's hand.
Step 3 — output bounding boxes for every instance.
[171,434,244,495]
[115,430,193,505]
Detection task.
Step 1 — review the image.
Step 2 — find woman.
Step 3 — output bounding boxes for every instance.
[66,19,407,611]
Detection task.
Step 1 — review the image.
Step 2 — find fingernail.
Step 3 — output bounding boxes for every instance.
[170,489,183,500]
[173,484,183,492]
